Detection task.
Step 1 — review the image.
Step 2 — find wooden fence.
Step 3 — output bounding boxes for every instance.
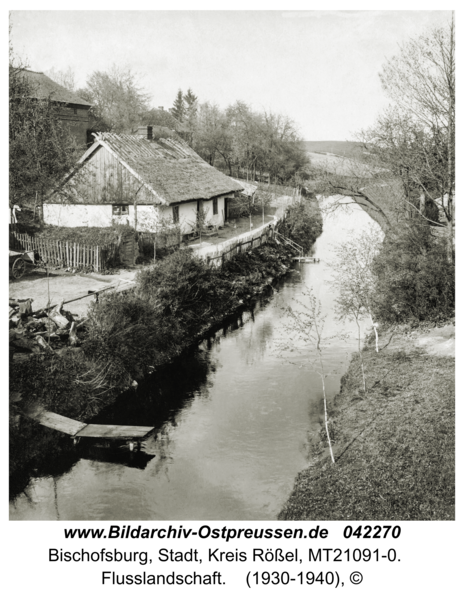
[9,231,114,272]
[274,230,304,256]
[193,214,285,267]
[137,230,181,256]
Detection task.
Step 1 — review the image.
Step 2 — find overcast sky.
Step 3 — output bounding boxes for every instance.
[10,10,452,140]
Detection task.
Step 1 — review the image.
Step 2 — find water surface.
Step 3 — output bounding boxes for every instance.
[10,200,379,520]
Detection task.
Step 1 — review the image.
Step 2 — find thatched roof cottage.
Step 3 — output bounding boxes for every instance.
[44,129,243,234]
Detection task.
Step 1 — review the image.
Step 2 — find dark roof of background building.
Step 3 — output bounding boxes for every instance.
[20,69,91,107]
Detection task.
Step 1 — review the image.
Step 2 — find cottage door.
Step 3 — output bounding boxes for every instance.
[119,231,138,267]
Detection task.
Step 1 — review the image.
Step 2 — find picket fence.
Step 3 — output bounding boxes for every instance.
[9,232,115,272]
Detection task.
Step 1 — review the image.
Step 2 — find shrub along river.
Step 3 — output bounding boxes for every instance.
[10,200,381,520]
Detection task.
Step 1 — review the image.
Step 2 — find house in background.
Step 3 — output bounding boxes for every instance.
[20,69,91,148]
[44,128,243,235]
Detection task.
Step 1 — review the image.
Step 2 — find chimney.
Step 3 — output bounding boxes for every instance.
[158,106,164,111]
[137,125,153,140]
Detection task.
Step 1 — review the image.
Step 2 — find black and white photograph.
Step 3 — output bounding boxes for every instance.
[7,6,457,595]
[8,6,455,520]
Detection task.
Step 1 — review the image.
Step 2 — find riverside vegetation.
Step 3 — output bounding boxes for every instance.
[280,17,455,521]
[9,199,323,493]
[279,218,454,521]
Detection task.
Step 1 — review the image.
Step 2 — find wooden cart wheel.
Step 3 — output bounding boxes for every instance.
[11,257,26,279]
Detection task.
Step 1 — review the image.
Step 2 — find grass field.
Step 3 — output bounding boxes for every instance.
[303,140,365,157]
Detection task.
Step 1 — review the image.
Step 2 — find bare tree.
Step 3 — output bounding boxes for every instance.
[44,67,77,92]
[78,65,150,133]
[313,154,396,230]
[378,16,455,255]
[233,190,257,231]
[331,226,383,391]
[359,108,445,226]
[280,290,336,463]
[316,17,455,260]
[9,47,83,217]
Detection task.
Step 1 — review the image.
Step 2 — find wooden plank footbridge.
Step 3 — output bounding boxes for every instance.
[292,256,320,263]
[26,405,154,450]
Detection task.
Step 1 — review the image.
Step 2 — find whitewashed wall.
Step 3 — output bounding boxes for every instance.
[158,202,196,235]
[44,204,161,230]
[44,204,114,227]
[158,195,230,234]
[202,196,227,227]
[44,195,233,233]
[133,205,160,231]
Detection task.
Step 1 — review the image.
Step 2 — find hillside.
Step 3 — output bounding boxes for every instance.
[303,140,365,157]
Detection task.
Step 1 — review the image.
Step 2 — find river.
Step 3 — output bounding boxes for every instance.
[10,200,380,521]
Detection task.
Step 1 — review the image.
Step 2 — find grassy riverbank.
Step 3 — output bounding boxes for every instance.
[279,324,455,520]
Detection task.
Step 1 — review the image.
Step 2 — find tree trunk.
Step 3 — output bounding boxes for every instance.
[419,192,425,214]
[447,216,454,263]
[447,14,455,263]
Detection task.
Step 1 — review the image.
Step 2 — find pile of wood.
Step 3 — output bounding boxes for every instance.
[9,297,86,362]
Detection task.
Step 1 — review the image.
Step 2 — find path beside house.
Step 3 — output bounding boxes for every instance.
[9,268,138,318]
[186,214,276,249]
[10,198,296,317]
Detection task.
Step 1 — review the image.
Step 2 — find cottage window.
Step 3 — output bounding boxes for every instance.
[172,205,179,224]
[112,205,129,216]
[213,198,218,215]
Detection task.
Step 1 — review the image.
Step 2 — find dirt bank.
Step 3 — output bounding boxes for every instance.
[279,324,455,521]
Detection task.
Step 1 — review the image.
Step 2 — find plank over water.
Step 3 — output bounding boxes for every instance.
[75,424,154,439]
[292,256,319,263]
[29,409,86,436]
[25,407,154,440]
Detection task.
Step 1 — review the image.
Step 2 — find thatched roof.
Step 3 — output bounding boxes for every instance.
[77,132,243,205]
[19,69,91,107]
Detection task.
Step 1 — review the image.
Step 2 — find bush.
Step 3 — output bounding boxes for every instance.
[84,291,183,383]
[278,199,323,253]
[35,223,135,245]
[136,249,235,336]
[372,222,455,323]
[10,352,94,419]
